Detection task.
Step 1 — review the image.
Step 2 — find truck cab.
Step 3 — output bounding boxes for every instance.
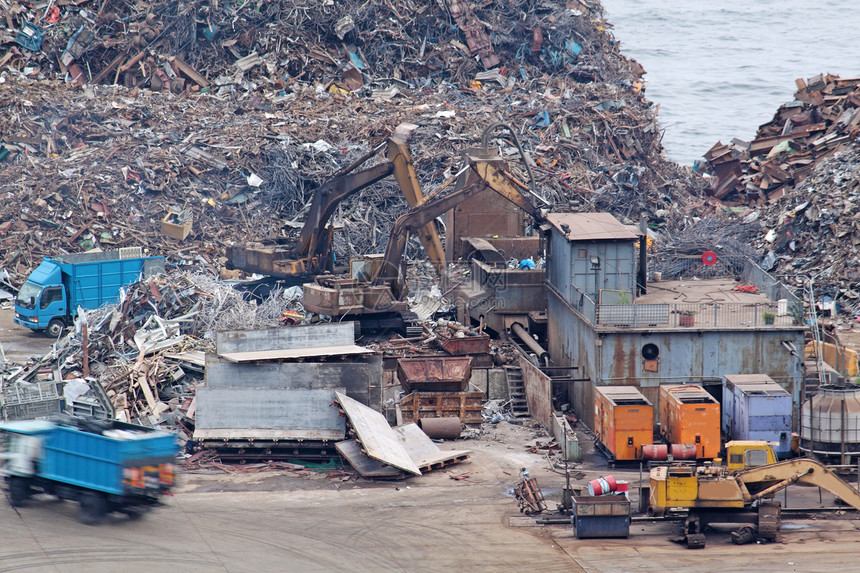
[14,249,165,338]
[14,262,67,336]
[724,440,778,472]
[0,421,53,477]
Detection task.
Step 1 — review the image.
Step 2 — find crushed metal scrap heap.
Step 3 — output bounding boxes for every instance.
[702,74,860,309]
[0,0,701,283]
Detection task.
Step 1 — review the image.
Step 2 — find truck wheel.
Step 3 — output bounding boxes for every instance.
[78,492,107,525]
[122,507,146,520]
[45,319,65,338]
[8,477,32,507]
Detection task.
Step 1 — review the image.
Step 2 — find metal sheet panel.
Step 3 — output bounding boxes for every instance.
[218,344,370,362]
[335,440,404,478]
[204,355,383,411]
[334,391,422,476]
[216,323,358,355]
[194,388,346,440]
[547,213,638,241]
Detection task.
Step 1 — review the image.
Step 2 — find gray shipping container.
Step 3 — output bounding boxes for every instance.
[722,374,791,457]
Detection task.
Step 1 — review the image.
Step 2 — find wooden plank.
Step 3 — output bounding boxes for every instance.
[169,56,210,87]
[163,350,206,367]
[135,352,158,412]
[334,391,422,476]
[392,424,470,471]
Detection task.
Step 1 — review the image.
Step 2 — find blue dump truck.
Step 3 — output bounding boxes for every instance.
[14,248,164,337]
[0,417,179,524]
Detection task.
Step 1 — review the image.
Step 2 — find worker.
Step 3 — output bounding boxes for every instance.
[518,257,536,270]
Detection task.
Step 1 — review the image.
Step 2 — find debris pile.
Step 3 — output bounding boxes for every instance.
[704,74,860,204]
[2,271,307,439]
[1,0,703,286]
[696,73,860,309]
[743,142,860,307]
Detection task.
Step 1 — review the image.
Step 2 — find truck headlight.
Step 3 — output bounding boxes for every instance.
[29,317,38,323]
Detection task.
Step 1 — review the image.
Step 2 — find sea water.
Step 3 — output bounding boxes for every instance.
[601,0,860,164]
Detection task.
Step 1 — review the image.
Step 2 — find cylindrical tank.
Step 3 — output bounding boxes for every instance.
[642,444,668,460]
[670,443,698,460]
[800,385,860,457]
[417,417,462,440]
[587,475,617,496]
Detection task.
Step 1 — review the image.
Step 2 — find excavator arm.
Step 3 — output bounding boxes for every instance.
[293,161,394,262]
[373,160,543,298]
[227,124,446,279]
[735,458,860,510]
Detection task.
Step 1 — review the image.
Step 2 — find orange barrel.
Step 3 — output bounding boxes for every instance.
[615,480,629,493]
[642,444,668,460]
[670,443,698,460]
[587,475,618,496]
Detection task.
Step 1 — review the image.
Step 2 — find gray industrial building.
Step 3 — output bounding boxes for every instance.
[543,212,807,428]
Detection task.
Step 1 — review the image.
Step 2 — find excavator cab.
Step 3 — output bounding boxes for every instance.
[724,441,778,472]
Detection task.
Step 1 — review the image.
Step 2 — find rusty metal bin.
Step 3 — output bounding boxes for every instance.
[399,391,484,425]
[441,334,490,356]
[396,356,472,393]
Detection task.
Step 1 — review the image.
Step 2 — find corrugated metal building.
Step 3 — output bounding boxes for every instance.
[543,212,806,429]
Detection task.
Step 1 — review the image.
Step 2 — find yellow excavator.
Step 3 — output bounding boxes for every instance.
[226,123,446,282]
[649,440,860,548]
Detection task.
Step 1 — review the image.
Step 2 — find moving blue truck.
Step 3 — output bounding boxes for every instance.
[0,417,179,524]
[14,248,165,337]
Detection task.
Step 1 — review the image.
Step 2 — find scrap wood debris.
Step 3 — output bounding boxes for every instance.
[703,74,860,205]
[1,0,706,290]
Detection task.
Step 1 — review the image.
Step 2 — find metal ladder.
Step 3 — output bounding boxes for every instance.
[504,365,530,417]
[804,278,827,399]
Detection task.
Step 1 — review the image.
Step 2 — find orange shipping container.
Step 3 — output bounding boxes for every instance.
[594,386,653,461]
[659,384,720,459]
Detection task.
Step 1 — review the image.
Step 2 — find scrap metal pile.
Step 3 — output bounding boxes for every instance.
[1,271,305,439]
[704,74,860,204]
[701,74,860,310]
[1,0,703,286]
[740,143,860,306]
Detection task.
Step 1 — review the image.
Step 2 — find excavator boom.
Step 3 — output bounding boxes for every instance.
[227,124,445,280]
[372,161,543,298]
[735,458,860,510]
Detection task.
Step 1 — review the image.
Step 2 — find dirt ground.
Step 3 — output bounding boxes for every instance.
[1,306,860,571]
[0,305,56,364]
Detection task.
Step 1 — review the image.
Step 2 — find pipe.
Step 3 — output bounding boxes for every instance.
[417,417,462,440]
[511,322,549,366]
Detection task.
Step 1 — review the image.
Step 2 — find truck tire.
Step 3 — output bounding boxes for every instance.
[8,477,32,507]
[45,318,65,339]
[78,492,107,525]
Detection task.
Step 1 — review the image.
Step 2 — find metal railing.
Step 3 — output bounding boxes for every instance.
[741,257,801,308]
[595,301,799,328]
[567,282,597,322]
[561,255,804,330]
